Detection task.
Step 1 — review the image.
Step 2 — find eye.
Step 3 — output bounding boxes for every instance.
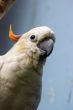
[30,35,37,42]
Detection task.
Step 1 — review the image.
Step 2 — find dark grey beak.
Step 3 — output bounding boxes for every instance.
[38,39,54,58]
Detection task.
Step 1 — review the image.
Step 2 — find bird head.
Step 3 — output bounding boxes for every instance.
[9,25,55,71]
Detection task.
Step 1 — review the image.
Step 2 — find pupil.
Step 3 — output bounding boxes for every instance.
[30,35,35,39]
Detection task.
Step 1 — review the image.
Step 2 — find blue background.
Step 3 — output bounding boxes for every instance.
[0,0,73,110]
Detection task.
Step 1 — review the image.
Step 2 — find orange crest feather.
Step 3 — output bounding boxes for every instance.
[9,24,21,42]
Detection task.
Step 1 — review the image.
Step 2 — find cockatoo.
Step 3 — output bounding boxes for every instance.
[0,25,55,110]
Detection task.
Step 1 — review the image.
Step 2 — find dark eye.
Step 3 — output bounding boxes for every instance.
[30,35,37,42]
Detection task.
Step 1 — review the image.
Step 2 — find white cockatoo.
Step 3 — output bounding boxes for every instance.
[0,25,55,110]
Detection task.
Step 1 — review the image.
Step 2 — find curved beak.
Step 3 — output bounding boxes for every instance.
[38,38,55,58]
[9,24,21,42]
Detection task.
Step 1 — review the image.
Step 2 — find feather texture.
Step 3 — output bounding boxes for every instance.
[0,26,55,110]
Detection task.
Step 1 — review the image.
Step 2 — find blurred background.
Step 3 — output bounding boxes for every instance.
[0,0,73,110]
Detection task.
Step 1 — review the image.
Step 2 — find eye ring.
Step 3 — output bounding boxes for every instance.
[30,35,37,42]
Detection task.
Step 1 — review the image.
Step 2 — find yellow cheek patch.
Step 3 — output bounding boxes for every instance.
[16,39,26,52]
